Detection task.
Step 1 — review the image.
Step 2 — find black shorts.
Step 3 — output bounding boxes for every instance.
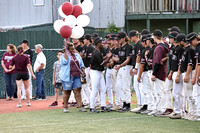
[16,73,29,81]
[54,83,62,89]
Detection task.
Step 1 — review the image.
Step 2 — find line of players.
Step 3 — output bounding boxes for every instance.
[71,27,200,120]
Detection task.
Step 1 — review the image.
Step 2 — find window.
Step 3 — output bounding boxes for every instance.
[33,0,44,6]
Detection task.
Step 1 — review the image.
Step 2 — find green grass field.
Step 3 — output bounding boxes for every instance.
[0,107,200,133]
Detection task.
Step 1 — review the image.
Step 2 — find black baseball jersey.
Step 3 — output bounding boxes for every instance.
[130,40,144,67]
[118,43,132,65]
[24,49,33,63]
[91,49,104,71]
[198,51,200,64]
[180,45,196,73]
[83,44,95,67]
[147,45,156,70]
[168,45,176,71]
[100,47,108,57]
[195,43,200,60]
[140,46,150,72]
[171,45,184,72]
[76,45,83,53]
[110,47,119,68]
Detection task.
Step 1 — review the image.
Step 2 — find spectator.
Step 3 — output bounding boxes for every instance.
[9,45,36,108]
[33,44,46,100]
[49,51,63,107]
[60,42,86,113]
[1,44,16,101]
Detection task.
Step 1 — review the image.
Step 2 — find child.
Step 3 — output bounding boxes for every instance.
[49,51,63,107]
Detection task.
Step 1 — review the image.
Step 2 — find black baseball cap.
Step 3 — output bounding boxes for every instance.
[116,31,127,40]
[187,32,198,43]
[94,37,102,45]
[110,34,116,40]
[140,29,150,35]
[174,34,186,43]
[146,34,153,40]
[168,26,180,33]
[21,39,29,44]
[153,29,163,38]
[141,35,147,42]
[84,34,91,40]
[168,31,179,39]
[105,34,111,38]
[129,30,139,37]
[91,33,99,39]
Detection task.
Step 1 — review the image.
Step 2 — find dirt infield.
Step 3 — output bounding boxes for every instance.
[0,96,64,114]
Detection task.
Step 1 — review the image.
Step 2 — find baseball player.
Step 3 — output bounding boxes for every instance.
[150,29,169,116]
[175,33,196,120]
[114,31,132,112]
[89,37,112,113]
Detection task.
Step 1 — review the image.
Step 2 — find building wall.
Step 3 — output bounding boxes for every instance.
[0,0,53,28]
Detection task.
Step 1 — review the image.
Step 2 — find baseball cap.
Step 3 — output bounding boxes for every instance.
[140,29,150,35]
[110,34,116,40]
[105,34,111,38]
[129,30,139,37]
[84,34,91,40]
[168,26,180,33]
[94,37,102,45]
[187,32,198,43]
[91,33,99,39]
[153,29,163,38]
[168,31,179,39]
[146,34,153,40]
[21,39,29,44]
[35,44,43,50]
[141,35,147,42]
[174,34,186,43]
[116,31,127,40]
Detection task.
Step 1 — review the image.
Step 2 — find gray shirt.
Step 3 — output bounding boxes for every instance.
[53,61,61,83]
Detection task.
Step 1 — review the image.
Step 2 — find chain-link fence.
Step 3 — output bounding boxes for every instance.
[0,49,62,99]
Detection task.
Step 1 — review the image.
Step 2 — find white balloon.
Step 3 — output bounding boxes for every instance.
[58,5,67,18]
[70,26,84,39]
[53,20,65,34]
[81,0,94,14]
[77,15,90,27]
[64,15,77,28]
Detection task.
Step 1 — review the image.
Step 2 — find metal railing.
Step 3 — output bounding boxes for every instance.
[126,0,200,14]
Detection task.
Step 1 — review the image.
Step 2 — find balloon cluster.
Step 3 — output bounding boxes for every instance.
[53,0,94,39]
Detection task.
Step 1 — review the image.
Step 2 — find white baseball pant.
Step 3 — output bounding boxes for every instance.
[90,70,106,108]
[193,83,200,116]
[106,68,113,104]
[164,78,173,109]
[141,71,154,110]
[172,72,184,115]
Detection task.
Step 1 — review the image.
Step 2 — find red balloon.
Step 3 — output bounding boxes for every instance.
[62,2,73,15]
[72,5,82,18]
[60,25,72,39]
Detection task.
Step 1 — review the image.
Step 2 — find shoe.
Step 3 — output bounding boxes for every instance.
[27,102,31,107]
[101,107,111,112]
[106,103,114,108]
[16,104,22,108]
[49,101,58,107]
[135,105,148,114]
[42,98,46,100]
[21,96,26,100]
[154,111,164,117]
[32,97,42,101]
[90,108,99,113]
[117,107,130,112]
[84,105,90,109]
[141,110,152,114]
[110,105,121,111]
[159,109,173,117]
[169,113,182,119]
[62,102,64,107]
[95,105,101,110]
[78,107,87,112]
[148,109,158,116]
[63,108,69,113]
[130,105,143,113]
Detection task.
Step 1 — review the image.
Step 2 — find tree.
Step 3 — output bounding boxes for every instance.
[106,23,120,33]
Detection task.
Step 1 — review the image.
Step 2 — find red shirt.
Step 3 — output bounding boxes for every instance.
[2,52,16,74]
[11,54,30,74]
[70,54,80,77]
